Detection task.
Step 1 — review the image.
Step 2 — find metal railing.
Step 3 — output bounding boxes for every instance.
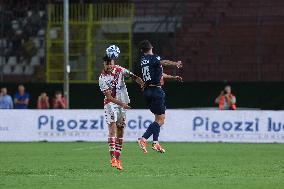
[46,3,134,83]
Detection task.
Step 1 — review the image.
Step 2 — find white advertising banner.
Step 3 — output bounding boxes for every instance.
[0,110,283,142]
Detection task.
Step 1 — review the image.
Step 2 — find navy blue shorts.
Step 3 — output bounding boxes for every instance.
[143,87,166,115]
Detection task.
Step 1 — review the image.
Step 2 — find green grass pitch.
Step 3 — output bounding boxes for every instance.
[0,142,283,189]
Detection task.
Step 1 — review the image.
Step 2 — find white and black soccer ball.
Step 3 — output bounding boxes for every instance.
[106,45,120,59]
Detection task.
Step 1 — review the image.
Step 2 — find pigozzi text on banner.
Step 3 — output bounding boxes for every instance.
[0,110,283,142]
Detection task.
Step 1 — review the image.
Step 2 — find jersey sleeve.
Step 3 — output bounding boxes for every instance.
[120,66,134,77]
[25,93,30,99]
[231,96,236,104]
[14,93,19,100]
[99,76,109,92]
[154,55,162,66]
[9,96,13,109]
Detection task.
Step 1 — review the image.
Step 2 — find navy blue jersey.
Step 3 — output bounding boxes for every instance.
[140,54,163,85]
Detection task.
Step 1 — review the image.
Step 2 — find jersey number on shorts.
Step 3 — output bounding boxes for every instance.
[142,66,151,81]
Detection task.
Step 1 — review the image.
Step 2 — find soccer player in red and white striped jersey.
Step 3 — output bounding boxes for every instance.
[99,55,144,170]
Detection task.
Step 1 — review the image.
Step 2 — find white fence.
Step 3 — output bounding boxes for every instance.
[0,110,283,143]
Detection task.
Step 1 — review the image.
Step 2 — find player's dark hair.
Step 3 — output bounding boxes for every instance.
[102,55,112,63]
[139,40,153,53]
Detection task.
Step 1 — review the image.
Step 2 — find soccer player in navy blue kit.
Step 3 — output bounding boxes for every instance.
[137,40,183,153]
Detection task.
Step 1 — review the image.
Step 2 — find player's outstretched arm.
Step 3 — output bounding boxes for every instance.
[160,60,183,68]
[119,66,145,88]
[130,74,145,89]
[103,90,131,109]
[162,73,183,82]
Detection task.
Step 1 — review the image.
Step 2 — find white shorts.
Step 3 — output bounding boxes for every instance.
[104,102,127,127]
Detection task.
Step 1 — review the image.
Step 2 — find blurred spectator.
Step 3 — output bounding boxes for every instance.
[0,87,13,109]
[52,91,67,109]
[14,84,29,109]
[22,36,37,62]
[0,1,47,69]
[215,85,236,110]
[6,24,23,57]
[37,92,50,109]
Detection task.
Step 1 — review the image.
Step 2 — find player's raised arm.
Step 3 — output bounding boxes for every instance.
[130,74,145,88]
[102,90,131,109]
[119,65,145,89]
[160,60,183,68]
[162,73,183,82]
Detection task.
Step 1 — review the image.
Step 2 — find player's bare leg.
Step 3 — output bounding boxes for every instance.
[151,114,166,153]
[108,122,117,167]
[115,122,124,170]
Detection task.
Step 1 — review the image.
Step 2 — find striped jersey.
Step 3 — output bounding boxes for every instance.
[99,65,133,105]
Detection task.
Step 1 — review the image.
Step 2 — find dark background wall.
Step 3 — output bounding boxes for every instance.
[2,82,284,110]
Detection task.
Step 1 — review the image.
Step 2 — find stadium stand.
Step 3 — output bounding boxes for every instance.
[173,0,284,81]
[0,0,46,82]
[134,0,284,81]
[1,0,284,82]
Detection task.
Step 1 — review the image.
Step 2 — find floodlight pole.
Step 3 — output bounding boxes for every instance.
[63,0,70,108]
